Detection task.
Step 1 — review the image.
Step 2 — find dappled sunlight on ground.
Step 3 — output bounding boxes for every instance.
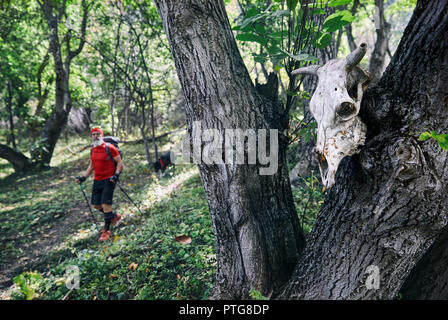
[114,165,200,228]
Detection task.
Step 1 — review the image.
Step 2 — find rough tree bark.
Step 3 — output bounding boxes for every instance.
[277,0,448,299]
[35,47,53,119]
[156,0,447,300]
[0,144,32,172]
[154,0,305,299]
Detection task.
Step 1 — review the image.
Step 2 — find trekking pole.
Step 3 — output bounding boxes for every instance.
[79,183,99,229]
[116,181,144,215]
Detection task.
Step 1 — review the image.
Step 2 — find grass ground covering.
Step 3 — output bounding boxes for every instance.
[0,134,323,300]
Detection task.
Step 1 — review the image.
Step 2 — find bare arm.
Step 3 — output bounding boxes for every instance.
[84,160,94,178]
[113,155,122,174]
[76,160,93,184]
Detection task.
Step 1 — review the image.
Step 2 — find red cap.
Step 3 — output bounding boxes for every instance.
[90,127,104,136]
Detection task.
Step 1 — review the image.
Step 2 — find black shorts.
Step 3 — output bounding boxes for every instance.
[91,179,116,205]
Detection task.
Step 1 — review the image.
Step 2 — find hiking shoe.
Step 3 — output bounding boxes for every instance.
[99,229,111,241]
[111,213,121,226]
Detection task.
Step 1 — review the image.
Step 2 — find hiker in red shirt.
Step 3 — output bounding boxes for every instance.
[75,127,123,241]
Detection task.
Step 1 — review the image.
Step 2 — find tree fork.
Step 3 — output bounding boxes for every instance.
[277,0,448,299]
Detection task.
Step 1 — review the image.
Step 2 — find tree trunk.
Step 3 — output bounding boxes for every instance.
[0,144,33,172]
[345,0,360,53]
[149,80,159,161]
[369,0,391,84]
[35,47,52,119]
[38,0,68,165]
[399,226,448,299]
[37,0,88,166]
[110,17,123,136]
[277,0,448,299]
[345,23,357,52]
[7,81,16,150]
[138,95,153,168]
[154,0,305,299]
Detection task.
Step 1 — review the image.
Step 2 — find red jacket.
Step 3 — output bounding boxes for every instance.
[91,142,119,180]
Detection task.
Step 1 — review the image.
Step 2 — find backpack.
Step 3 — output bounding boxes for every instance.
[91,136,123,169]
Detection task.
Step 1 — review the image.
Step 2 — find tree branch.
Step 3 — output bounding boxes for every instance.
[68,0,89,60]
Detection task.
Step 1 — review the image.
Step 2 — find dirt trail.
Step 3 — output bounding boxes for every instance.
[0,174,150,293]
[0,204,93,292]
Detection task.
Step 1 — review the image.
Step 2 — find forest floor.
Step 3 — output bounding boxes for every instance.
[0,135,217,300]
[0,134,323,300]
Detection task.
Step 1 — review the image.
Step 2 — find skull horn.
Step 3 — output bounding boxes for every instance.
[291,64,320,76]
[346,43,367,70]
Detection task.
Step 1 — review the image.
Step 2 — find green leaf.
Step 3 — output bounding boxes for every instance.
[431,130,438,138]
[13,274,25,287]
[434,133,448,150]
[288,53,318,62]
[244,7,258,20]
[236,12,268,30]
[253,52,268,64]
[287,0,299,11]
[322,10,355,32]
[266,30,288,40]
[419,131,448,150]
[235,33,268,46]
[286,90,300,97]
[418,131,432,141]
[254,23,267,35]
[310,8,326,15]
[266,44,282,55]
[249,288,268,300]
[312,32,332,48]
[328,0,353,7]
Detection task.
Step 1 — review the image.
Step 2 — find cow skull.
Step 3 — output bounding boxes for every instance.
[292,43,370,188]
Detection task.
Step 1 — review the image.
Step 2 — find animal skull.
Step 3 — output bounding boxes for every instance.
[292,43,370,188]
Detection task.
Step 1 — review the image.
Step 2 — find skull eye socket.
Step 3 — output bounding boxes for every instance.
[347,85,358,100]
[336,102,356,120]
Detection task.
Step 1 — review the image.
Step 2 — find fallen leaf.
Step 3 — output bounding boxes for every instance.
[113,235,119,242]
[128,262,138,271]
[109,274,118,280]
[174,235,192,245]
